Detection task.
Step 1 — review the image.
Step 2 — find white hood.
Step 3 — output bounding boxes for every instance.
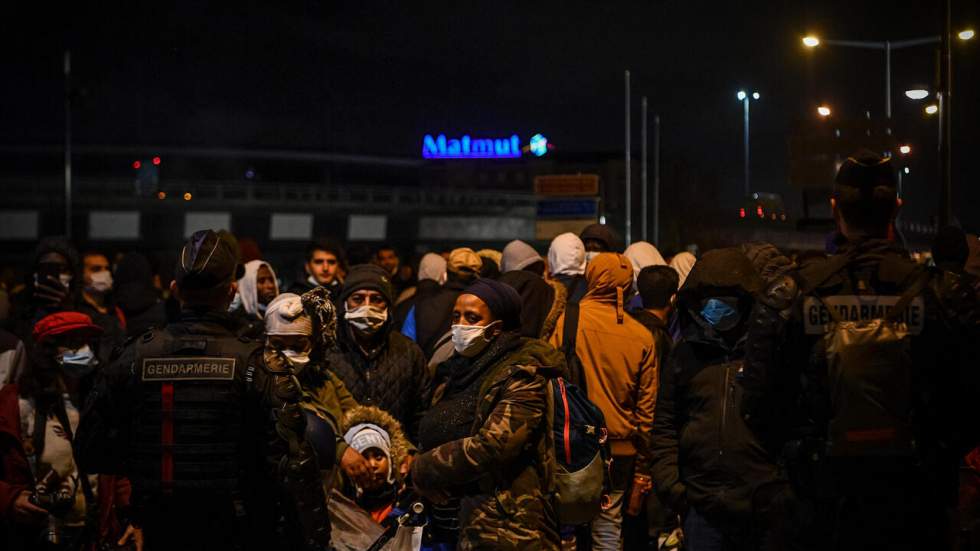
[547,232,586,277]
[623,241,666,281]
[238,259,279,319]
[418,253,447,285]
[669,252,697,288]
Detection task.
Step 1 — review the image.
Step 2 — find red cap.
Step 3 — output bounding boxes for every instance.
[33,312,103,344]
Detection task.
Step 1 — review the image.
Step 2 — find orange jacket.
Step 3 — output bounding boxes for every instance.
[550,253,658,472]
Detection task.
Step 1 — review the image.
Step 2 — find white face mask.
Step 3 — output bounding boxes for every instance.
[86,271,113,294]
[451,321,499,358]
[281,349,311,369]
[345,305,388,335]
[584,251,601,264]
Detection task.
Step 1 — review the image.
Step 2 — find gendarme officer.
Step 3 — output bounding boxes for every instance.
[740,151,980,551]
[75,230,330,551]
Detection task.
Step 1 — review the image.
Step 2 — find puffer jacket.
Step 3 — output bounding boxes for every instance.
[326,316,430,443]
[412,338,565,551]
[549,253,657,469]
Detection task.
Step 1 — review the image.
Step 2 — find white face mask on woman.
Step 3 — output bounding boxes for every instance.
[451,321,500,358]
[345,305,388,335]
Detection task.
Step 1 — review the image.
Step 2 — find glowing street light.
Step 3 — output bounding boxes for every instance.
[802,36,820,48]
[925,104,939,115]
[904,89,929,100]
[817,105,832,117]
[899,145,911,155]
[737,90,747,101]
[959,29,975,41]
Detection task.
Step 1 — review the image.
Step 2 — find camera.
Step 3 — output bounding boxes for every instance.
[29,470,77,547]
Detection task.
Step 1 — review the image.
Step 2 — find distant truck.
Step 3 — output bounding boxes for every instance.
[737,192,790,224]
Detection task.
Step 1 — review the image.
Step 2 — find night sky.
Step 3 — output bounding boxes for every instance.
[5,0,979,227]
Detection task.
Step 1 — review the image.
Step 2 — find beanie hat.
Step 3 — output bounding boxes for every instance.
[448,248,482,277]
[462,278,522,331]
[340,264,393,305]
[501,240,543,273]
[579,223,620,252]
[344,423,393,482]
[265,293,312,336]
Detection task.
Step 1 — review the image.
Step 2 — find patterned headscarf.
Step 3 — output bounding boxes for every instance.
[300,286,337,351]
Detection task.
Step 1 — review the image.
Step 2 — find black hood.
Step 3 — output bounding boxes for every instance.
[677,248,762,308]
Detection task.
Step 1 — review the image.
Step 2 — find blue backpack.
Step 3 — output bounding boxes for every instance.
[551,302,609,525]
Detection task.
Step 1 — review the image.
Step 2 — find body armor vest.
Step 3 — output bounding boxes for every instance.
[130,329,261,498]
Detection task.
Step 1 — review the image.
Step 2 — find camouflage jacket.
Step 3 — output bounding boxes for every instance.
[412,338,566,551]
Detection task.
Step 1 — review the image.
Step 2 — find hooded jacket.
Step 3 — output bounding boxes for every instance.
[624,241,667,282]
[326,274,430,443]
[549,253,658,467]
[412,338,565,551]
[231,260,279,339]
[497,271,566,340]
[669,252,697,288]
[548,233,588,304]
[649,248,777,536]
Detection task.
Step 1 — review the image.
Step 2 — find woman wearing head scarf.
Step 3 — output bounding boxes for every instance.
[263,290,371,488]
[394,253,447,337]
[412,279,566,550]
[668,252,696,289]
[231,260,280,339]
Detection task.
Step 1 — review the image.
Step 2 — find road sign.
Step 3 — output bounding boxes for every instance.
[536,198,598,218]
[535,219,595,241]
[534,174,599,196]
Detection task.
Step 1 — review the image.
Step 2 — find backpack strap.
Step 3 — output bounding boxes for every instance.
[561,302,580,365]
[884,269,931,324]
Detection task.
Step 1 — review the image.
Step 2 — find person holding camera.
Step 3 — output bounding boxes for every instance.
[0,311,140,550]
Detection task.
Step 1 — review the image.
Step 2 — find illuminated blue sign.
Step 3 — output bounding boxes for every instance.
[422,134,521,159]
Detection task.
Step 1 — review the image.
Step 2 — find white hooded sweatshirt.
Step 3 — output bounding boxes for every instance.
[623,241,667,282]
[547,233,587,277]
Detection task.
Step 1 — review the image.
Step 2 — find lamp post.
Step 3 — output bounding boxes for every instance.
[802,34,941,120]
[737,90,760,195]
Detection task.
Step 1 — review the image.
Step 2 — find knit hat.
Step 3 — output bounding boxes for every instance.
[340,264,393,306]
[501,240,543,273]
[462,278,522,331]
[448,248,482,277]
[265,293,312,336]
[579,223,619,252]
[33,312,103,344]
[344,423,393,482]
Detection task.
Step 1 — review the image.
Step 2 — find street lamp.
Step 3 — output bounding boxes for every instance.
[737,89,760,195]
[905,89,930,100]
[925,104,939,115]
[817,105,832,117]
[959,29,975,41]
[800,33,942,119]
[899,145,911,155]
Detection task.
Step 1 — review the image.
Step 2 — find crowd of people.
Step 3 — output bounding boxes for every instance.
[1,150,979,551]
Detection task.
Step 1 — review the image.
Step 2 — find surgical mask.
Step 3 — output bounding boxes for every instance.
[700,298,742,332]
[86,271,113,294]
[281,349,311,370]
[585,251,600,264]
[451,321,499,358]
[58,345,97,378]
[228,292,242,313]
[345,305,388,335]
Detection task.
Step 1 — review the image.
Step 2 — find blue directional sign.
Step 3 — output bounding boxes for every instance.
[536,198,598,218]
